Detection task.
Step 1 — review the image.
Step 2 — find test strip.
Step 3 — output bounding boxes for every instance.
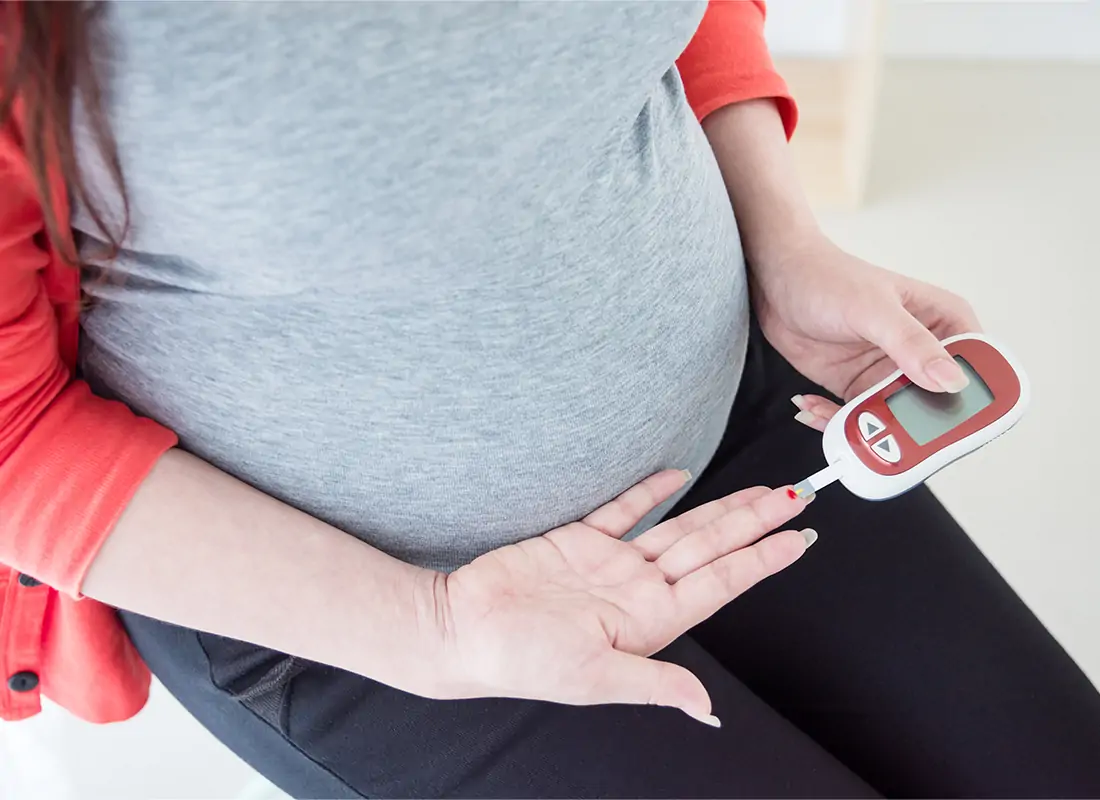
[792,463,843,498]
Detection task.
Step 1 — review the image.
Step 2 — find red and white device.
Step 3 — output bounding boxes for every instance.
[794,333,1030,501]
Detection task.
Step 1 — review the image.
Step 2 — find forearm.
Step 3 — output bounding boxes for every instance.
[702,98,821,265]
[82,448,446,693]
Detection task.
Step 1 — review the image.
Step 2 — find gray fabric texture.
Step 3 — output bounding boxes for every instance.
[75,1,751,571]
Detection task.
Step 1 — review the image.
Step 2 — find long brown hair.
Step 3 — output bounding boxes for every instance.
[1,1,127,266]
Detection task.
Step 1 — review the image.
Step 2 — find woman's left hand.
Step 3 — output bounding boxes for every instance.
[701,98,980,431]
[751,230,982,433]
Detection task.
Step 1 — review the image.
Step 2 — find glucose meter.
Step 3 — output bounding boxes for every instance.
[793,333,1029,501]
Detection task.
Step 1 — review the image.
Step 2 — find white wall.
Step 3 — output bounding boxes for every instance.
[765,0,1100,61]
[765,0,852,58]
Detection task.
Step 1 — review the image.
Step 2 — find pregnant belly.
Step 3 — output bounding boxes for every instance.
[82,267,749,571]
[80,108,750,571]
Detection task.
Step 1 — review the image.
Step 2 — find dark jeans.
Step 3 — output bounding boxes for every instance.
[121,324,1100,798]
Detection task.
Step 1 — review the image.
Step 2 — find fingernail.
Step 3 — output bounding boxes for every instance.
[801,528,819,548]
[790,394,808,411]
[680,469,693,482]
[927,357,969,393]
[794,410,816,427]
[685,711,722,728]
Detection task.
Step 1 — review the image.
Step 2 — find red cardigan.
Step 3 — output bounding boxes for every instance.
[0,1,796,723]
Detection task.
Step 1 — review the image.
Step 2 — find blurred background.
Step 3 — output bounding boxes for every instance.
[2,1,1097,797]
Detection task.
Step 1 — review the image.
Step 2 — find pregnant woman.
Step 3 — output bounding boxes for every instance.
[2,2,1099,797]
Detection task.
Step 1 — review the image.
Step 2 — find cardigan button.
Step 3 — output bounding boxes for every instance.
[7,671,39,693]
[17,574,42,588]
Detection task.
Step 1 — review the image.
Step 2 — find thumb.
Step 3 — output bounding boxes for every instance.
[593,650,720,728]
[857,305,969,393]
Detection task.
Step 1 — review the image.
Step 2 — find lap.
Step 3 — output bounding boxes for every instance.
[122,609,876,798]
[684,325,1100,797]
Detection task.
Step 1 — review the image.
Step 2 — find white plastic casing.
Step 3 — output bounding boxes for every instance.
[821,333,1030,500]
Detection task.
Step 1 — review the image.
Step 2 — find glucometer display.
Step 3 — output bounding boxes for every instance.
[886,356,994,445]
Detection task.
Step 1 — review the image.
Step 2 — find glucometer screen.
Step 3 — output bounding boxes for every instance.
[886,356,994,446]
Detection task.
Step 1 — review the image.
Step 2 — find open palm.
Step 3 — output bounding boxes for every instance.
[435,470,813,724]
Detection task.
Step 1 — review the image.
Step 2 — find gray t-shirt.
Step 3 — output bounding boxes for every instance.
[76,1,750,572]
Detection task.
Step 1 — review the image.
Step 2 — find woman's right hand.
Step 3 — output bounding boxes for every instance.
[427,470,815,725]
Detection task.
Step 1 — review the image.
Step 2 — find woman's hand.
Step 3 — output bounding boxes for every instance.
[700,99,981,433]
[753,231,981,431]
[428,470,815,725]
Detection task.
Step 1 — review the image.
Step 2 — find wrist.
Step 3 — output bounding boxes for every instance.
[383,565,457,697]
[745,224,833,287]
[404,567,506,701]
[406,567,488,700]
[744,218,826,273]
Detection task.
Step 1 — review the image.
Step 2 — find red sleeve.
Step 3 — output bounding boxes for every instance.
[676,0,798,139]
[0,116,178,598]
